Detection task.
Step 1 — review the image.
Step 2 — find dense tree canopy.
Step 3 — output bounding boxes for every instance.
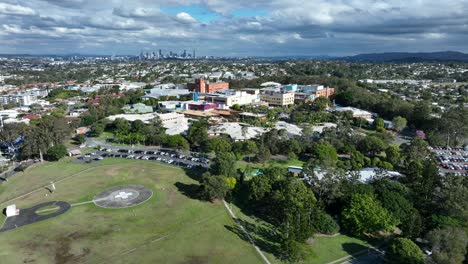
[341,193,397,235]
[46,144,68,161]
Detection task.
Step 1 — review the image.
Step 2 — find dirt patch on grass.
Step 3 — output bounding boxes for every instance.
[210,198,222,204]
[182,255,209,264]
[165,189,177,208]
[95,181,107,187]
[19,239,43,263]
[54,232,91,263]
[104,167,120,177]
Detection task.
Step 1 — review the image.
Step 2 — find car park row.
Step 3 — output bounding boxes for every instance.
[79,148,210,169]
[429,146,468,176]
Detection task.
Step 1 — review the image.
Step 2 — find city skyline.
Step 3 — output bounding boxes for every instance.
[1,1,468,56]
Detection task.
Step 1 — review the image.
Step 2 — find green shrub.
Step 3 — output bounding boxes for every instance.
[387,238,425,264]
[313,211,340,235]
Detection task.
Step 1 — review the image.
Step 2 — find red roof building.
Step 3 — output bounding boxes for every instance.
[21,114,41,120]
[87,93,125,105]
[188,78,229,93]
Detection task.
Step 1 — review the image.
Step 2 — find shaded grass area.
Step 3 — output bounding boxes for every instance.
[0,159,262,264]
[309,235,374,263]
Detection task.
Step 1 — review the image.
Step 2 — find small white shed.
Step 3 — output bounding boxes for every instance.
[6,204,19,217]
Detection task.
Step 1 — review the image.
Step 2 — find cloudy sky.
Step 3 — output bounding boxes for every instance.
[1,0,467,56]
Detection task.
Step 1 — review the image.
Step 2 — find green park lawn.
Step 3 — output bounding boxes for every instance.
[0,158,376,264]
[0,159,262,264]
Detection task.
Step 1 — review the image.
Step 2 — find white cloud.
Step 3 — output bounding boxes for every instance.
[0,3,36,16]
[113,7,161,18]
[293,33,302,40]
[1,0,468,55]
[175,12,197,24]
[424,33,446,39]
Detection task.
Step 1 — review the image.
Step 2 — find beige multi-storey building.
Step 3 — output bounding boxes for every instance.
[260,89,295,106]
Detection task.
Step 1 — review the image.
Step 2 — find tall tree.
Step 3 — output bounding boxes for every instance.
[358,136,386,157]
[207,137,232,154]
[186,120,209,149]
[46,144,68,161]
[210,152,237,178]
[311,141,339,167]
[373,118,385,130]
[392,116,407,132]
[198,173,230,201]
[385,145,401,167]
[341,193,397,235]
[427,227,467,264]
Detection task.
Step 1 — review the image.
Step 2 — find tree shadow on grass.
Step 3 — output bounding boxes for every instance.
[342,242,369,255]
[181,167,207,182]
[174,182,201,200]
[225,218,282,258]
[342,242,385,264]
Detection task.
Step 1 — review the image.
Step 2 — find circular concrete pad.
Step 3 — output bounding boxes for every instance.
[93,185,153,208]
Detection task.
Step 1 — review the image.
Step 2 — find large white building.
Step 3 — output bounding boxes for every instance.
[204,90,260,108]
[142,88,190,100]
[208,122,268,141]
[119,82,147,91]
[26,88,49,98]
[0,93,38,106]
[334,106,373,119]
[0,109,19,119]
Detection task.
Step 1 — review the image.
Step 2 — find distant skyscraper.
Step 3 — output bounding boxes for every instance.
[193,49,196,59]
[183,49,187,57]
[158,49,162,58]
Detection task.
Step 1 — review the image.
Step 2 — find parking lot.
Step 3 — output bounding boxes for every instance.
[78,147,210,169]
[429,146,468,176]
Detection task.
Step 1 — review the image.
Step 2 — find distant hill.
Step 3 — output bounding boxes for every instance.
[344,51,468,62]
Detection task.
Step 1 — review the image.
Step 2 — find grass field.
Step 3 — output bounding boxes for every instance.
[0,158,376,264]
[0,159,262,264]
